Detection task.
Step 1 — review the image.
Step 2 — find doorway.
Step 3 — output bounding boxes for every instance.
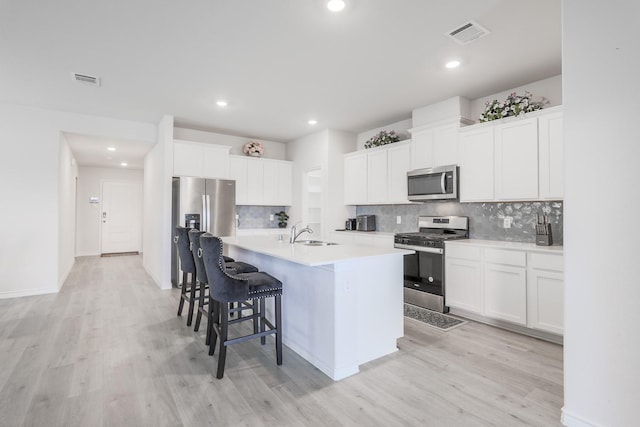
[101,181,142,255]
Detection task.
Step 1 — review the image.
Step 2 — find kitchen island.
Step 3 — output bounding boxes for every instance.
[221,235,411,380]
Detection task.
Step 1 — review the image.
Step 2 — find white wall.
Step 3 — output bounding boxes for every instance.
[469,74,563,122]
[143,115,174,290]
[356,118,412,151]
[76,166,144,256]
[173,127,286,160]
[287,129,356,239]
[0,102,156,299]
[58,133,78,287]
[562,1,640,426]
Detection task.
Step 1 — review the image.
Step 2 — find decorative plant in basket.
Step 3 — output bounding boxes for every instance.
[243,140,264,157]
[478,91,546,122]
[275,211,289,228]
[364,130,400,149]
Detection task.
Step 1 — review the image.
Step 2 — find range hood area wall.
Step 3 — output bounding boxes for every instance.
[356,201,563,245]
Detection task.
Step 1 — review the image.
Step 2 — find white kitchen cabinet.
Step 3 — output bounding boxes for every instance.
[409,122,459,170]
[445,244,482,314]
[387,143,411,203]
[367,149,388,203]
[344,151,368,205]
[173,140,230,178]
[458,127,495,202]
[538,110,564,200]
[494,117,539,200]
[230,156,292,206]
[527,252,564,334]
[483,262,527,325]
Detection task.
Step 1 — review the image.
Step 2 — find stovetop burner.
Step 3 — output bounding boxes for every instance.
[394,216,469,249]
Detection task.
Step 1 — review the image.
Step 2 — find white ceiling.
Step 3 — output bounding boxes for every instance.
[64,132,152,170]
[0,0,561,166]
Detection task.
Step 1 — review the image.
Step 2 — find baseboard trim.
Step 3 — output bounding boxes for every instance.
[449,308,563,345]
[561,407,602,427]
[0,287,59,300]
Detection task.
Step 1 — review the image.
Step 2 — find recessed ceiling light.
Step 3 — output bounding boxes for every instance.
[445,60,461,69]
[120,162,128,167]
[216,100,228,107]
[308,120,318,125]
[107,146,116,151]
[327,0,345,12]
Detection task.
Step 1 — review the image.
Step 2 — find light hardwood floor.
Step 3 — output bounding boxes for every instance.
[0,255,563,426]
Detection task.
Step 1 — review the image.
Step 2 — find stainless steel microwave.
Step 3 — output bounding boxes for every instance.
[407,165,458,201]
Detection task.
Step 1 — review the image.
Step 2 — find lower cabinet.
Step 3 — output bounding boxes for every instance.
[445,241,564,336]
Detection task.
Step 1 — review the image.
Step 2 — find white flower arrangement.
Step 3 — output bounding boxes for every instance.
[478,91,545,123]
[243,140,264,156]
[364,130,400,149]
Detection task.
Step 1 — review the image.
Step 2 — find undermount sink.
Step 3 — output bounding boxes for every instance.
[296,240,339,246]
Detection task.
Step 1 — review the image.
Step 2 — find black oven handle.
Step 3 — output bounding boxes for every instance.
[394,244,443,255]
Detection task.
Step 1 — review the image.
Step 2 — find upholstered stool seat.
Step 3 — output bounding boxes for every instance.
[200,234,283,379]
[189,230,258,341]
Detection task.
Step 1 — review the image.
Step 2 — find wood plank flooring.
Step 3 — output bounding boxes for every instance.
[0,255,564,426]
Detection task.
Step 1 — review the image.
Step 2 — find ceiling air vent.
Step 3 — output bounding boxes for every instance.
[446,21,490,45]
[71,72,100,86]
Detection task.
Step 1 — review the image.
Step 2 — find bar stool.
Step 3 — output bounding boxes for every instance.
[174,226,198,326]
[189,230,258,339]
[200,234,283,379]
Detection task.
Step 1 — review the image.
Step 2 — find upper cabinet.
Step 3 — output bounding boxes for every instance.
[230,156,292,206]
[409,121,460,170]
[459,107,564,202]
[344,141,411,205]
[173,140,230,179]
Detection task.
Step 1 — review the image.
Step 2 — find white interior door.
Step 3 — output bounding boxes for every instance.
[101,181,142,254]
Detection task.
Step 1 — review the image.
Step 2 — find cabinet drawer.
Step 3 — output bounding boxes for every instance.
[446,244,481,261]
[529,252,564,272]
[484,248,526,267]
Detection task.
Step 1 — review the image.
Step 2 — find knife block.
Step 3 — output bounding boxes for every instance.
[535,224,553,246]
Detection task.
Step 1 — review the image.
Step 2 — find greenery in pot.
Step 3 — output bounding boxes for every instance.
[275,211,289,228]
[478,91,546,122]
[364,130,400,149]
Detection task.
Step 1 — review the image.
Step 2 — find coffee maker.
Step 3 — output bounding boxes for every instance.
[345,218,356,230]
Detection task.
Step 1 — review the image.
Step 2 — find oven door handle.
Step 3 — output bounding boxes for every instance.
[394,244,443,255]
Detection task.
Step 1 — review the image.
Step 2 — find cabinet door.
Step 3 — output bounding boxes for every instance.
[539,111,564,200]
[173,141,203,177]
[367,149,388,203]
[246,158,264,205]
[432,123,459,166]
[494,118,539,200]
[459,127,495,201]
[202,145,230,179]
[445,258,482,314]
[483,263,527,325]
[229,156,248,205]
[277,161,293,206]
[411,128,433,170]
[527,269,564,335]
[344,153,368,205]
[261,160,279,205]
[387,144,411,204]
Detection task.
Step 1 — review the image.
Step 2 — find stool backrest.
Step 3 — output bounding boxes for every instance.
[188,229,208,284]
[200,233,249,303]
[174,226,195,274]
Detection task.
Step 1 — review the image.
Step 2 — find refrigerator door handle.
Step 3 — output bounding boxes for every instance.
[206,194,211,232]
[202,195,207,232]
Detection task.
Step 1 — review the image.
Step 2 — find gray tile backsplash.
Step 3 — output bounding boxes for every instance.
[236,205,287,229]
[356,201,563,245]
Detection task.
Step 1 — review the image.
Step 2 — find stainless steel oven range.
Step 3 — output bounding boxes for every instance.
[394,216,469,313]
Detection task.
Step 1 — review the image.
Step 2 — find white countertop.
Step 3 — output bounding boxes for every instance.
[331,230,395,237]
[222,235,412,267]
[446,239,563,254]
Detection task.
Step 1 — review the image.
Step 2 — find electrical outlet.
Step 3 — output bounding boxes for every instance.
[269,214,274,221]
[397,216,402,224]
[503,216,513,228]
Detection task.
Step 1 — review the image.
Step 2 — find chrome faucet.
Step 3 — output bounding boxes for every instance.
[290,223,313,244]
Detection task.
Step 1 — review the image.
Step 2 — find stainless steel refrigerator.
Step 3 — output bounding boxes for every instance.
[171,177,236,287]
